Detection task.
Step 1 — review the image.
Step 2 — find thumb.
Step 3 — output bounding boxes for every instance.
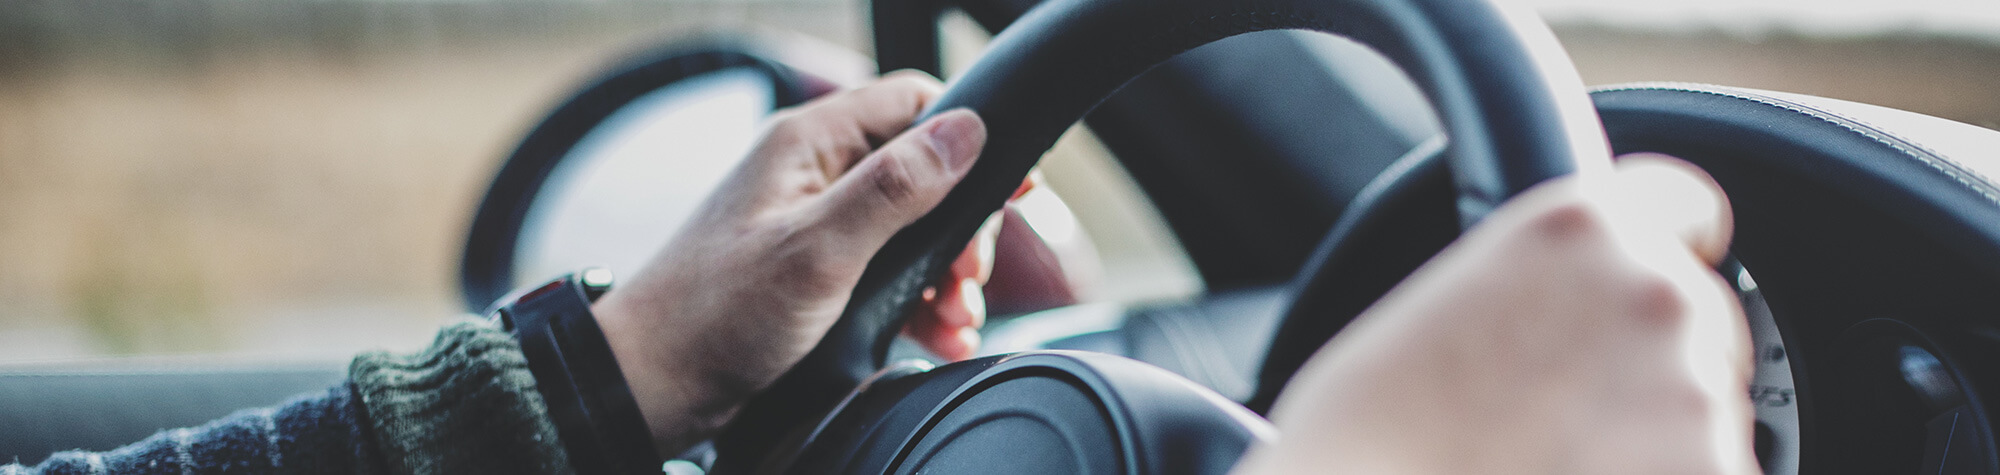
[1603,153,1735,265]
[816,108,986,246]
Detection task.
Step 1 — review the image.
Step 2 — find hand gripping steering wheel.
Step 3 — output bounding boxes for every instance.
[711,0,1613,471]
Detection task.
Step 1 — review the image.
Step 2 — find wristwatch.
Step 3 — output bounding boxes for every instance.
[489,268,662,474]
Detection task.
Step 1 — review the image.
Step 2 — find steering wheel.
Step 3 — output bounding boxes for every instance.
[710,0,1610,471]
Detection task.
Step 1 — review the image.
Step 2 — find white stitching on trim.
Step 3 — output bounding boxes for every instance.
[260,408,283,469]
[1791,101,1997,186]
[173,428,194,475]
[1594,82,2000,208]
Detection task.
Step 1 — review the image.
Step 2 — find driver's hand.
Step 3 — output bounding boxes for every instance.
[588,72,991,455]
[1235,155,1759,474]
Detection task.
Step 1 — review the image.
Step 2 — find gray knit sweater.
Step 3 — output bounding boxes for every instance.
[2,318,576,474]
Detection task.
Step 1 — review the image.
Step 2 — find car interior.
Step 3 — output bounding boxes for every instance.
[4,0,2000,473]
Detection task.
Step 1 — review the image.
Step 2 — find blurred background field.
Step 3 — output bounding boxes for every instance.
[1,0,1996,362]
[0,0,871,360]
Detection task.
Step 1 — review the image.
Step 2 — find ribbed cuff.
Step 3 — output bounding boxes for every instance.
[350,318,575,475]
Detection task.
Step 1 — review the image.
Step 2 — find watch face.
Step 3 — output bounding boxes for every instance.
[579,267,616,301]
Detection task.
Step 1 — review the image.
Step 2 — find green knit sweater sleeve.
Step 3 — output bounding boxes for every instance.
[349,317,576,475]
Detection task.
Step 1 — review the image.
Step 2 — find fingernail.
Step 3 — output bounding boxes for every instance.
[955,326,982,359]
[958,277,986,328]
[925,109,984,172]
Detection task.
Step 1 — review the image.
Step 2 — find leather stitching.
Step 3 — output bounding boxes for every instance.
[1595,83,2000,209]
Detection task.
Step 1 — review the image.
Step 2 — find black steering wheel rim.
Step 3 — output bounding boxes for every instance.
[718,0,1612,466]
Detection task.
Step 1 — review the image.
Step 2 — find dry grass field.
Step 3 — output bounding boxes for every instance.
[0,0,1994,362]
[0,0,868,360]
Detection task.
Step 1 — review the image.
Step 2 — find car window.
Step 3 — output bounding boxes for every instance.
[0,0,1202,363]
[0,0,1993,363]
[0,1,870,362]
[1533,0,2000,130]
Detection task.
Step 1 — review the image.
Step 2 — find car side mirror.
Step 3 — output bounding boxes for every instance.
[459,44,830,311]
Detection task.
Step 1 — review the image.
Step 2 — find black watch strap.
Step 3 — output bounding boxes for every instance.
[493,269,661,474]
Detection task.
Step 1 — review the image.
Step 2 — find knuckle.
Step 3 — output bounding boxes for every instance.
[880,69,940,88]
[1623,271,1690,327]
[765,110,814,138]
[1524,199,1607,245]
[1652,379,1726,426]
[877,70,944,106]
[767,113,865,174]
[865,150,923,206]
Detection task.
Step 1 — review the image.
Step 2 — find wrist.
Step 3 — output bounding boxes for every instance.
[491,269,662,473]
[593,287,746,456]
